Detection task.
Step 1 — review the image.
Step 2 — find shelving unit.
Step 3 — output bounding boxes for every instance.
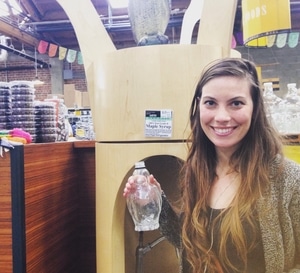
[67,108,94,139]
[262,77,280,91]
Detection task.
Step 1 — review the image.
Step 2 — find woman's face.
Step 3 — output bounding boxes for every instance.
[199,76,253,154]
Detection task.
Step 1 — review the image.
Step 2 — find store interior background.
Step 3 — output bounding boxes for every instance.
[0,1,299,273]
[0,0,300,103]
[1,46,299,101]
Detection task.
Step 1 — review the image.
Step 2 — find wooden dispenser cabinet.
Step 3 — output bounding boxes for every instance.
[57,0,239,272]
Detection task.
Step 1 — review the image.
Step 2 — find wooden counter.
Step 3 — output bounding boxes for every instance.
[0,141,96,273]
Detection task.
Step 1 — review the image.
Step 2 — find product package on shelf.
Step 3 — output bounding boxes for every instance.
[9,81,36,142]
[68,108,94,140]
[44,98,69,141]
[0,82,12,131]
[34,101,57,143]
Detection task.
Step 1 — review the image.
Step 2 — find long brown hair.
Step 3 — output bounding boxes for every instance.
[180,58,283,272]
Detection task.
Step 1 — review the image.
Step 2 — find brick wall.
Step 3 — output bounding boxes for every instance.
[0,53,86,101]
[64,61,87,92]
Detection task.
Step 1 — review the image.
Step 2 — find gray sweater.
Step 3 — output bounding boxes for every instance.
[159,157,300,273]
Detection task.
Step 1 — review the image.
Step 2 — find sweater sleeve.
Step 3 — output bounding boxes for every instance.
[284,159,300,273]
[159,192,182,249]
[289,166,300,271]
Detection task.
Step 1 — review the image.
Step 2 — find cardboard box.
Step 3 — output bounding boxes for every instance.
[64,84,75,92]
[75,90,82,108]
[81,92,90,108]
[63,84,90,108]
[64,84,76,108]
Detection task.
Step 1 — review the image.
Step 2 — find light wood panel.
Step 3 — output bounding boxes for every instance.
[93,44,223,141]
[56,0,116,117]
[197,0,238,56]
[96,142,188,273]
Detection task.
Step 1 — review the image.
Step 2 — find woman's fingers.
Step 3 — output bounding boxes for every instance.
[123,177,136,197]
[123,174,162,197]
[149,175,162,192]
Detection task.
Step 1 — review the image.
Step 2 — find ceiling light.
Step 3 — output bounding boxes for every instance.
[32,76,44,86]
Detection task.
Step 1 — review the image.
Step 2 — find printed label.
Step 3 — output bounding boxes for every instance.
[144,109,173,138]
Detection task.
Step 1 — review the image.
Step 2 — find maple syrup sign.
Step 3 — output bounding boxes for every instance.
[242,0,291,47]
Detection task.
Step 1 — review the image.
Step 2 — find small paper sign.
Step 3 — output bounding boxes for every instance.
[144,109,173,138]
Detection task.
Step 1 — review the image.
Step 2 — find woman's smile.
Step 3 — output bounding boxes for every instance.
[211,126,237,136]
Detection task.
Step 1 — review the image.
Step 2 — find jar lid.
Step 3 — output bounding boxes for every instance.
[135,161,146,169]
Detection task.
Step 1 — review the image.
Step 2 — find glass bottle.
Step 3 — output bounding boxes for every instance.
[280,83,300,134]
[126,161,162,231]
[263,82,283,132]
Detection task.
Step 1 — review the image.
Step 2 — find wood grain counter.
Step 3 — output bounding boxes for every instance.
[0,141,96,273]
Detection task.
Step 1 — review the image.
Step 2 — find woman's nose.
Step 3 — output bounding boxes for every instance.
[214,106,231,122]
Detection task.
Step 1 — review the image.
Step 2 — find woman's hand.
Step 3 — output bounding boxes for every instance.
[123,174,162,197]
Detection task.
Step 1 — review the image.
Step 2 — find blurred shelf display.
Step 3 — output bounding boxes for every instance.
[68,108,94,140]
[263,82,300,136]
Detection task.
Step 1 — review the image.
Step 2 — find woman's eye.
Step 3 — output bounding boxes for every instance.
[204,100,215,106]
[232,100,244,107]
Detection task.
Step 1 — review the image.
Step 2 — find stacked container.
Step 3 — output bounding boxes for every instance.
[0,82,12,130]
[44,98,69,141]
[10,81,36,140]
[34,101,57,143]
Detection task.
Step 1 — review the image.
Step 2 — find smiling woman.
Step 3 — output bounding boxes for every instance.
[124,58,300,273]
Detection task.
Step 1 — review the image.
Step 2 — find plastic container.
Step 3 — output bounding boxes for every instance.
[11,114,35,122]
[126,161,162,231]
[0,83,12,130]
[0,95,11,103]
[11,94,35,101]
[263,82,283,132]
[9,80,34,89]
[0,82,11,96]
[284,83,300,135]
[12,107,34,115]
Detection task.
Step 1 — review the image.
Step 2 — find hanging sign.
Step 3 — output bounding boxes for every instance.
[276,33,288,48]
[288,32,299,48]
[242,0,291,47]
[144,109,173,138]
[266,35,276,47]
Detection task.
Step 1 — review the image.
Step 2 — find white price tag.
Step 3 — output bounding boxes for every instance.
[144,110,173,138]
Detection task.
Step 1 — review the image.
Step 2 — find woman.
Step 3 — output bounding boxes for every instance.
[124,58,300,273]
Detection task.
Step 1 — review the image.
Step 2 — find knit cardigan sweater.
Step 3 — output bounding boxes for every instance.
[159,157,300,273]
